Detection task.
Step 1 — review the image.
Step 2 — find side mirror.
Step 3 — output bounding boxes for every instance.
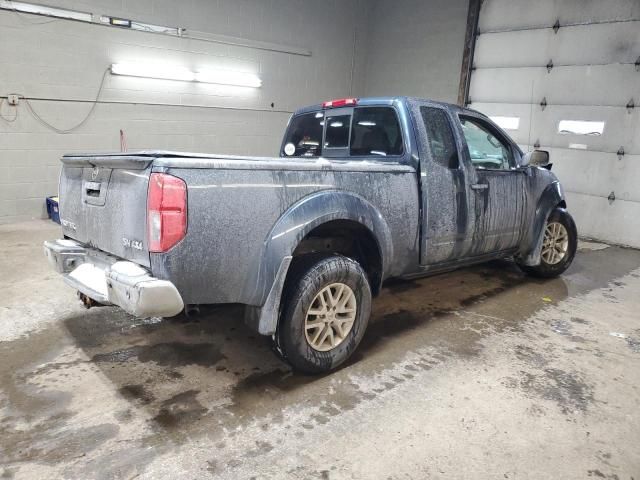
[521,149,549,167]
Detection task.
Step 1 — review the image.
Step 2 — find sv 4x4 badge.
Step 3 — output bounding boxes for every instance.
[122,237,143,250]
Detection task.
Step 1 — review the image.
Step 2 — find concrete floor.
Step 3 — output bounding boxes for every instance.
[1,220,639,480]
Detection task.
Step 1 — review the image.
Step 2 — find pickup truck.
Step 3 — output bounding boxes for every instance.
[44,97,577,373]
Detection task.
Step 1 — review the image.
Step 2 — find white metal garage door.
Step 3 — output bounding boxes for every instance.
[469,0,640,247]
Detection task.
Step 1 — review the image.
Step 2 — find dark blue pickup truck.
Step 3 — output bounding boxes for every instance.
[45,97,577,373]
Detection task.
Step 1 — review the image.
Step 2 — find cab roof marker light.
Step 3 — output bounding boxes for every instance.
[111,63,262,87]
[322,98,358,108]
[0,0,92,22]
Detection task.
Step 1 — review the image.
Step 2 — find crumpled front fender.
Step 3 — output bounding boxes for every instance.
[519,181,565,266]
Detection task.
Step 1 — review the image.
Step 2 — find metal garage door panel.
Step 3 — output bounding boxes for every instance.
[564,191,640,246]
[479,0,640,32]
[550,150,640,202]
[472,103,640,154]
[469,65,639,106]
[474,22,640,68]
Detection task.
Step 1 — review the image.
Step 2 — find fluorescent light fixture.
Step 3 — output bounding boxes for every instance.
[195,70,262,88]
[110,63,262,87]
[0,0,92,21]
[111,63,194,82]
[490,116,520,130]
[558,120,605,136]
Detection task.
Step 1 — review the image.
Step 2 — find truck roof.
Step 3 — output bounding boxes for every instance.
[293,96,485,117]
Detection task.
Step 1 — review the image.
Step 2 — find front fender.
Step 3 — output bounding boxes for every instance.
[519,181,565,266]
[244,190,393,307]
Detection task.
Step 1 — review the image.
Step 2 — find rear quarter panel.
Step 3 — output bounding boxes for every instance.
[150,162,419,306]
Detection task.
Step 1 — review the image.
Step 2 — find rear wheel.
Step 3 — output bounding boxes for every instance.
[275,255,371,374]
[519,208,577,278]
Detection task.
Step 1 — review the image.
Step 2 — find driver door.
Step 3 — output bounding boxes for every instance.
[458,115,526,256]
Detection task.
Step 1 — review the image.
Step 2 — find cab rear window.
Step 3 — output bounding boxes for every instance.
[282,107,403,158]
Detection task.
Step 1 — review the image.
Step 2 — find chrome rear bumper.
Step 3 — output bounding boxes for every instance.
[44,239,184,317]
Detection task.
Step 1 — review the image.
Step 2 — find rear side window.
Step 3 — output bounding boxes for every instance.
[282,112,323,157]
[350,107,403,156]
[324,115,351,148]
[420,107,459,169]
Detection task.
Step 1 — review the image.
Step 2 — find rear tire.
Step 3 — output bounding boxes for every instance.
[275,255,371,374]
[519,208,577,278]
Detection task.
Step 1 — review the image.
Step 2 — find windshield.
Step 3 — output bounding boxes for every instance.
[282,112,324,157]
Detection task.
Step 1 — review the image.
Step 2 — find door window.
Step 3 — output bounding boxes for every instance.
[420,107,459,169]
[460,117,514,170]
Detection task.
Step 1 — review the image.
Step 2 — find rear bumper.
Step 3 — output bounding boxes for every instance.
[44,239,184,317]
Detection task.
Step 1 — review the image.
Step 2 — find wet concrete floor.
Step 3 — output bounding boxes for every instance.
[1,220,639,479]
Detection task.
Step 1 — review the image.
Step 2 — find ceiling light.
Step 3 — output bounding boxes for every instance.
[110,63,262,87]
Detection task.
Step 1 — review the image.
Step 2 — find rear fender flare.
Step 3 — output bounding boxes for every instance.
[245,189,393,314]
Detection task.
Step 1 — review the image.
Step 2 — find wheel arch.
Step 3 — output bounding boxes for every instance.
[244,190,393,335]
[518,181,566,266]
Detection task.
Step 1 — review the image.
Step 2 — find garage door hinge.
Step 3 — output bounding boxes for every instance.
[540,97,547,110]
[546,60,553,73]
[608,192,616,203]
[635,56,640,71]
[617,147,625,160]
[534,139,540,148]
[627,99,635,113]
[552,20,560,33]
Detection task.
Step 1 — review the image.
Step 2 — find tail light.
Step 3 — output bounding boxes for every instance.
[322,98,358,108]
[147,173,187,252]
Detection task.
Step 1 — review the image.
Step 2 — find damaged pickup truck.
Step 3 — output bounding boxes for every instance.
[44,97,577,373]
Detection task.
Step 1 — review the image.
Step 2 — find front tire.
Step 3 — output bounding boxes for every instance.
[519,208,577,278]
[276,255,372,374]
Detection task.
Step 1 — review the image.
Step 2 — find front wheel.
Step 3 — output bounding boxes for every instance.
[275,255,372,374]
[519,208,577,278]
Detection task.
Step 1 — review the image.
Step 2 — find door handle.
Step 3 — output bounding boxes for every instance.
[471,183,488,191]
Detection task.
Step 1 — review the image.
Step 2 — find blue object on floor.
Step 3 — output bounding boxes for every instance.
[46,196,60,224]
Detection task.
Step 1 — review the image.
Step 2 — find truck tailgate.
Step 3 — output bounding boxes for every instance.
[58,155,154,267]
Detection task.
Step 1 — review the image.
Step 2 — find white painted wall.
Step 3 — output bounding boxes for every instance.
[359,0,469,103]
[0,0,469,224]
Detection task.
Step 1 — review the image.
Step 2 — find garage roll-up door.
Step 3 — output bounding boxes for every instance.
[468,0,640,247]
